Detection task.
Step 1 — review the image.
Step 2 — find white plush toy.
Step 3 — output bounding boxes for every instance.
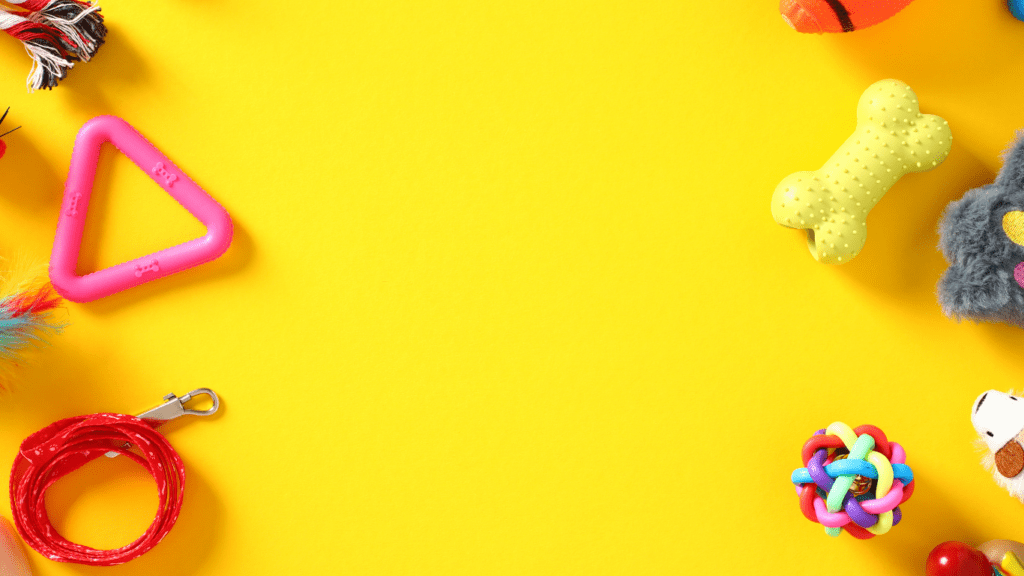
[973,390,1024,501]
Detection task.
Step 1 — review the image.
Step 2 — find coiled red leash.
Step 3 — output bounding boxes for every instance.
[9,389,218,565]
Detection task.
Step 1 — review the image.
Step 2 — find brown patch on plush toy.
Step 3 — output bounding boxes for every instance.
[996,440,1024,478]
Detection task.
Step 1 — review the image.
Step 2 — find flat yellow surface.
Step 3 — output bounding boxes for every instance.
[0,0,1019,574]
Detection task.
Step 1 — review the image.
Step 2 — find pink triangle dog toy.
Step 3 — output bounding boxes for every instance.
[49,116,232,303]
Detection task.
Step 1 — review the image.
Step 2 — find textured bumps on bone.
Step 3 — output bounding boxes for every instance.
[772,79,952,264]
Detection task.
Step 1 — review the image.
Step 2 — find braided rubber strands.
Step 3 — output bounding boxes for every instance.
[791,422,914,538]
[9,413,185,565]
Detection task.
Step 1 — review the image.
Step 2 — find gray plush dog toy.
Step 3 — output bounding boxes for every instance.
[938,136,1024,325]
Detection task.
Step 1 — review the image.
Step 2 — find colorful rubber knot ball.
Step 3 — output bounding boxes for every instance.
[790,422,914,539]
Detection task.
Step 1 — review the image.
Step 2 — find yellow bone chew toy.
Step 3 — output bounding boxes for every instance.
[771,79,951,264]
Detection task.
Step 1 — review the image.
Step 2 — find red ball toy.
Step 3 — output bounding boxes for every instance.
[926,541,995,576]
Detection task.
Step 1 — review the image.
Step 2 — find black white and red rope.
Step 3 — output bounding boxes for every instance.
[0,0,105,91]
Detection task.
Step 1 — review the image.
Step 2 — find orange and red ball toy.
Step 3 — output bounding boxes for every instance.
[780,0,916,33]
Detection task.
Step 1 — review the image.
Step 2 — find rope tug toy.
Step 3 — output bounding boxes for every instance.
[0,0,106,91]
[790,422,915,539]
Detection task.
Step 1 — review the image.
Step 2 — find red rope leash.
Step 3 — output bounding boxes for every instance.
[9,413,184,565]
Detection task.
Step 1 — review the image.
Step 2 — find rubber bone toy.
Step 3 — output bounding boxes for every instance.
[771,79,951,264]
[971,390,1024,502]
[780,0,916,33]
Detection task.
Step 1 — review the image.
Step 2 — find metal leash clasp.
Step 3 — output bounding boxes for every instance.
[105,388,219,457]
[136,388,219,422]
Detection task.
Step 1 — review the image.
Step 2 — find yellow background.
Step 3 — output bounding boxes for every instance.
[0,0,1019,574]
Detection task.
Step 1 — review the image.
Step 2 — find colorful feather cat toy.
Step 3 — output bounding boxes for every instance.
[0,269,63,365]
[0,0,106,91]
[0,110,63,369]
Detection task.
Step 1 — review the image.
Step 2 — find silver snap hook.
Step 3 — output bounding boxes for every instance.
[105,389,220,458]
[136,388,220,422]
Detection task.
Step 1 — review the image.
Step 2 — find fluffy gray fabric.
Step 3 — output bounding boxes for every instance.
[938,138,1024,326]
